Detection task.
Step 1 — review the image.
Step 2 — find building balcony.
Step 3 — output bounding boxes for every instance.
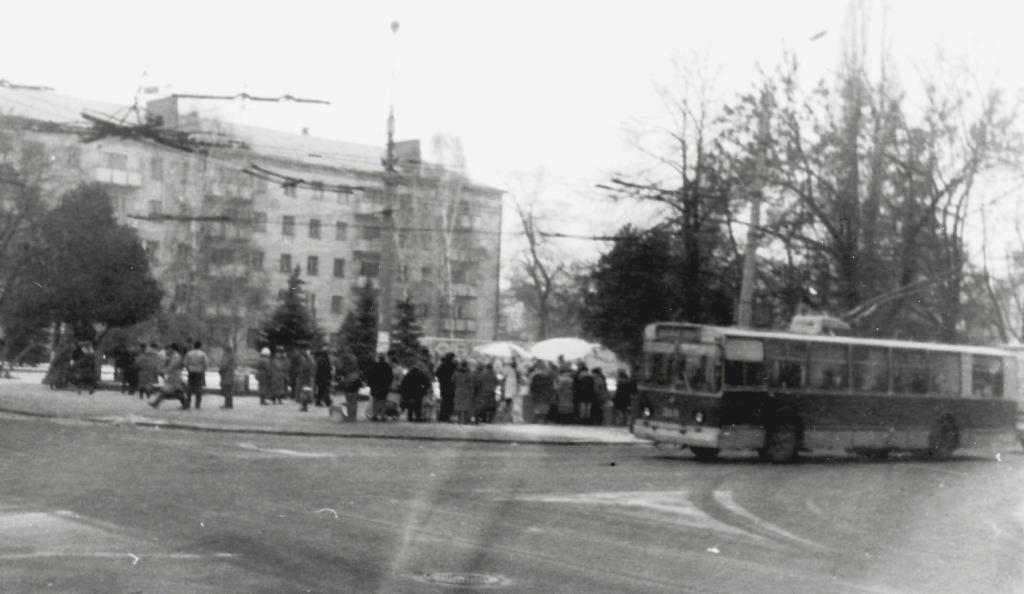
[451,283,477,297]
[93,167,141,187]
[353,276,379,290]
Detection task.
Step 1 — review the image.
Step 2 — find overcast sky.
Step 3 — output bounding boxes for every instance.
[5,1,1024,261]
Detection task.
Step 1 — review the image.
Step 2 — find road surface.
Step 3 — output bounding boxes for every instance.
[1,413,1021,592]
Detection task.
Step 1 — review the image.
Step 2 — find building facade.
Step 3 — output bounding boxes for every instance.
[0,85,503,354]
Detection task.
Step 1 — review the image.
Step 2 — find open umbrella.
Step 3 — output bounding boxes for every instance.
[529,337,597,362]
[473,341,531,360]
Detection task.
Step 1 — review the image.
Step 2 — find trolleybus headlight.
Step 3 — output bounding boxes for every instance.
[642,407,652,419]
[693,410,705,424]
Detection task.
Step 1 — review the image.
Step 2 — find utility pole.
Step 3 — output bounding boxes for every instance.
[378,20,401,344]
[736,88,772,328]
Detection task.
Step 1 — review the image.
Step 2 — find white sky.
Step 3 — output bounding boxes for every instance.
[5,0,1024,264]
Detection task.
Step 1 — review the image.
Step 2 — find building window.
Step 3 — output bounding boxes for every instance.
[250,250,265,270]
[104,152,128,170]
[335,190,350,204]
[283,182,297,197]
[66,145,81,167]
[331,295,343,314]
[150,157,164,181]
[335,221,348,241]
[282,215,295,237]
[279,253,292,273]
[312,181,325,200]
[307,255,319,276]
[176,243,192,259]
[309,218,321,239]
[333,258,345,278]
[361,224,381,240]
[360,260,380,277]
[254,211,267,232]
[148,200,162,216]
[308,293,317,313]
[421,266,433,280]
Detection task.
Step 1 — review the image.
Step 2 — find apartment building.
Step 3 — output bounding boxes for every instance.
[0,84,503,353]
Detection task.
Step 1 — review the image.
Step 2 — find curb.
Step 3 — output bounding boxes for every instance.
[0,406,647,447]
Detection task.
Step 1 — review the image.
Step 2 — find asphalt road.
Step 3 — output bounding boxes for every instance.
[1,414,1022,593]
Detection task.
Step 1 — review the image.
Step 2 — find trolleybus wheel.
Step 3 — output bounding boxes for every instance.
[690,447,720,462]
[764,414,801,464]
[927,416,959,460]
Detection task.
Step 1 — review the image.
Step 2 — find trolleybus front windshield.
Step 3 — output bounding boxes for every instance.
[644,343,721,393]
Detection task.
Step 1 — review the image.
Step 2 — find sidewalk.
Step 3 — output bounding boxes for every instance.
[0,373,644,446]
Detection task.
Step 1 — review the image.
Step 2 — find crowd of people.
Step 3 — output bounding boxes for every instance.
[42,340,641,426]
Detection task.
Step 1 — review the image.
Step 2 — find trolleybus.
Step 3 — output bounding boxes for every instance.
[631,321,1021,462]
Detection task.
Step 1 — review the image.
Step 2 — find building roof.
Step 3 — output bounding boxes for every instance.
[0,84,122,127]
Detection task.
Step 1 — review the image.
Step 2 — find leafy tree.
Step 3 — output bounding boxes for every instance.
[336,282,378,371]
[14,183,162,342]
[390,296,422,364]
[582,225,733,364]
[261,267,318,351]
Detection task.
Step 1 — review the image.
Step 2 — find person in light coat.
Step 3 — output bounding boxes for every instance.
[503,360,523,423]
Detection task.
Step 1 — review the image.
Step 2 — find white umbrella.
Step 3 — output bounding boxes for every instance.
[529,337,597,362]
[473,341,531,360]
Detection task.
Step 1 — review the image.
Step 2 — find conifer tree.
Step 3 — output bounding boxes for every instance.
[337,282,378,372]
[261,267,318,350]
[390,296,422,365]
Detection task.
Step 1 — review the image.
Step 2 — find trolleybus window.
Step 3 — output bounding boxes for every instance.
[724,339,766,387]
[972,356,1003,398]
[809,344,849,391]
[929,352,960,397]
[765,340,807,389]
[646,353,671,385]
[892,349,928,394]
[852,346,889,392]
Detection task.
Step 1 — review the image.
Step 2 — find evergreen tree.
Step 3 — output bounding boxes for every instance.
[390,296,422,365]
[337,282,378,372]
[261,267,318,351]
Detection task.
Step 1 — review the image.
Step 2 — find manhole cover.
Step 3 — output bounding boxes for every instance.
[417,572,507,588]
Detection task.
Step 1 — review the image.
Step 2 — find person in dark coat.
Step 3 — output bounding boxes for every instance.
[367,354,394,421]
[528,363,556,423]
[613,369,637,426]
[314,349,334,407]
[271,351,290,404]
[591,367,609,426]
[573,363,595,424]
[452,360,474,424]
[473,362,499,423]
[256,347,272,405]
[435,352,457,422]
[135,344,160,400]
[71,342,97,395]
[219,345,237,409]
[340,355,362,422]
[399,362,431,422]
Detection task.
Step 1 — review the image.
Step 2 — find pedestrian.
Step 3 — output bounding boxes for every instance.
[71,342,97,394]
[314,349,334,407]
[135,343,160,400]
[183,341,209,410]
[340,355,362,422]
[256,347,272,405]
[554,366,574,423]
[367,354,394,421]
[219,345,237,409]
[150,343,186,409]
[297,348,316,412]
[613,369,637,426]
[452,359,474,424]
[114,344,134,395]
[503,359,523,423]
[528,363,555,423]
[271,350,290,405]
[435,352,457,422]
[591,367,609,426]
[573,363,595,424]
[474,361,499,423]
[399,360,431,422]
[45,341,73,390]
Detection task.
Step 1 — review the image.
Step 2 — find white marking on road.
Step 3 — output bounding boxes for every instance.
[519,490,764,540]
[315,508,339,519]
[0,552,236,561]
[805,499,825,517]
[713,490,833,552]
[237,442,334,458]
